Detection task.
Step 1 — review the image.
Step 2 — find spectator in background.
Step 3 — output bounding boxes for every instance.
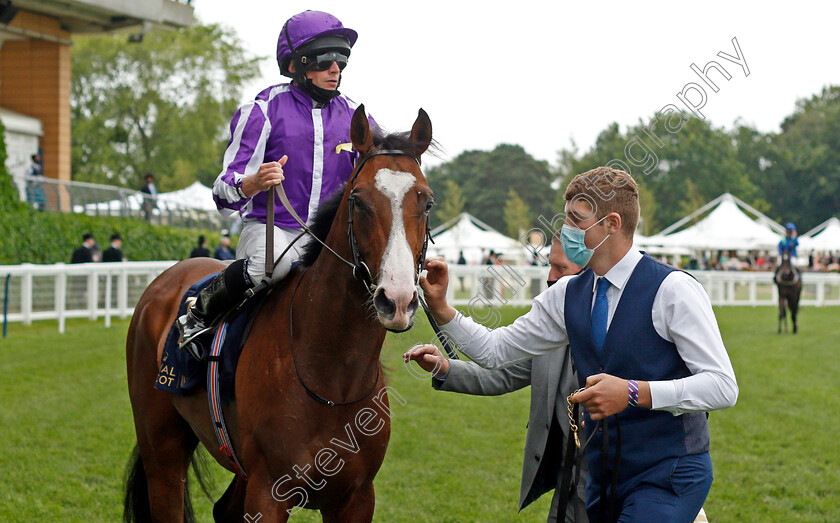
[102,233,124,262]
[26,153,45,210]
[71,233,96,263]
[190,235,211,258]
[140,172,158,222]
[214,234,236,260]
[457,250,467,292]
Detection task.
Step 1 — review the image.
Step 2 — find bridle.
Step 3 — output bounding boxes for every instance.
[274,148,433,295]
[282,148,434,407]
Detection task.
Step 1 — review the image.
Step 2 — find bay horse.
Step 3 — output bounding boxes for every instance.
[125,105,434,522]
[774,251,802,334]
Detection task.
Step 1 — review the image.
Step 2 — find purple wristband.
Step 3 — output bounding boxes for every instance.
[628,379,639,407]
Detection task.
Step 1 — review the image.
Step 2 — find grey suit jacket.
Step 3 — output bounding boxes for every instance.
[433,347,588,522]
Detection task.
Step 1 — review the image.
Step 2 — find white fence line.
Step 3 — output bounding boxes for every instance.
[2,262,839,333]
[1,261,176,333]
[445,265,840,308]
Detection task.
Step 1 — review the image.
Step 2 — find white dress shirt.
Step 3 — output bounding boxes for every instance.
[440,248,738,416]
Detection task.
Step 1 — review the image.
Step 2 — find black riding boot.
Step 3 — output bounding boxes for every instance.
[178,259,254,360]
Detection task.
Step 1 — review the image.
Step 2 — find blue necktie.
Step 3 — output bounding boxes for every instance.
[592,277,610,352]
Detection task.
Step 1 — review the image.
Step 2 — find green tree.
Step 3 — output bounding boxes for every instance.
[503,189,531,239]
[760,86,840,230]
[71,23,261,191]
[555,116,761,233]
[426,144,556,232]
[436,178,465,224]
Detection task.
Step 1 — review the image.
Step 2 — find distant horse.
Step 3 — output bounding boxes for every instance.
[124,106,434,522]
[774,251,802,334]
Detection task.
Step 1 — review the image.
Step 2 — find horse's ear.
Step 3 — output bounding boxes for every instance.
[410,108,432,158]
[350,104,375,157]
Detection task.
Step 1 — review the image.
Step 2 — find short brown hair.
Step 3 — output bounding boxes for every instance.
[563,166,639,237]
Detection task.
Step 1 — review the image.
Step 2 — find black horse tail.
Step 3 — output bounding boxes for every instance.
[123,445,213,523]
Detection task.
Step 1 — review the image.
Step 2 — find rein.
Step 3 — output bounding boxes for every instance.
[288,265,381,407]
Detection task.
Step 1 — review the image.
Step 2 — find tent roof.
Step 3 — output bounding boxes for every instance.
[430,213,520,251]
[653,194,782,250]
[77,181,220,212]
[800,217,840,252]
[427,213,524,263]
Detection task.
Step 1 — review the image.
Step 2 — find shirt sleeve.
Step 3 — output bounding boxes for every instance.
[213,100,271,215]
[439,279,570,370]
[648,272,739,415]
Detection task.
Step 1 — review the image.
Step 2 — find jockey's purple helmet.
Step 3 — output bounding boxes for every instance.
[277,11,358,77]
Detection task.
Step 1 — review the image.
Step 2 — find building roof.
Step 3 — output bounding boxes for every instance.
[9,0,193,34]
[0,107,43,136]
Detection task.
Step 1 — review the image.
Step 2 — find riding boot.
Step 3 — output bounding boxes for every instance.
[178,259,254,360]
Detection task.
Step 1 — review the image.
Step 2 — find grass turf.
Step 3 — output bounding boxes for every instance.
[0,306,837,521]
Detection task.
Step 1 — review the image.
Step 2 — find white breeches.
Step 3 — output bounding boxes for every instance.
[237,221,311,284]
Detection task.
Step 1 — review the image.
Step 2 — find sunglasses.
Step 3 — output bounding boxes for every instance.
[301,51,348,72]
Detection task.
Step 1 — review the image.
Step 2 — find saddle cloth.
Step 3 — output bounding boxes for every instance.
[154,273,263,405]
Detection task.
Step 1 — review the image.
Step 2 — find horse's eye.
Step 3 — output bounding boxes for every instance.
[424,199,435,215]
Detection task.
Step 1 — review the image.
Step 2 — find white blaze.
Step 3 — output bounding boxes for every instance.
[375,169,416,294]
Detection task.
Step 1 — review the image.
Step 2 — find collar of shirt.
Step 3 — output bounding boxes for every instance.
[591,248,643,294]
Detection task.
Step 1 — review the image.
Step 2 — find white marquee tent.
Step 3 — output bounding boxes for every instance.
[800,217,840,252]
[76,181,219,213]
[644,193,784,251]
[428,213,525,264]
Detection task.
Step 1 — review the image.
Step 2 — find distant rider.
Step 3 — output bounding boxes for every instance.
[775,222,800,283]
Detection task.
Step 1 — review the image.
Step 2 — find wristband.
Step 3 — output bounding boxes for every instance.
[235,179,248,199]
[628,379,639,407]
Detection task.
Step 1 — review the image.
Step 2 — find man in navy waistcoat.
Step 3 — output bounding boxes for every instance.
[408,166,738,522]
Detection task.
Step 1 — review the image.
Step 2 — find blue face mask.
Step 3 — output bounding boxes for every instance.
[560,215,611,267]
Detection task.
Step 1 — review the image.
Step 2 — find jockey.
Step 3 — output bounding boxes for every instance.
[178,10,375,359]
[778,222,799,259]
[775,222,800,283]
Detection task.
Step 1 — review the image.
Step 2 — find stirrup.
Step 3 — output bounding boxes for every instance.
[181,338,207,361]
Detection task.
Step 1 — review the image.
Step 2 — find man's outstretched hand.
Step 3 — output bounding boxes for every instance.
[403,344,450,378]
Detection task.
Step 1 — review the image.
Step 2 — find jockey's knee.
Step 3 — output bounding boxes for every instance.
[245,253,293,285]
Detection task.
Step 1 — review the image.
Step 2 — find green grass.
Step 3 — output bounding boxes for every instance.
[0,307,838,522]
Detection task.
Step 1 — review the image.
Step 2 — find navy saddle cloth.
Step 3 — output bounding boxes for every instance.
[155,272,262,405]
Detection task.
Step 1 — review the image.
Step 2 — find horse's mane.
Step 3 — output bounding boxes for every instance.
[299,186,345,268]
[298,131,438,268]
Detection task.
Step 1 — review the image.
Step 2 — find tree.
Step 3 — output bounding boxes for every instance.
[503,189,531,239]
[426,144,557,232]
[436,179,465,224]
[71,24,261,191]
[555,116,761,233]
[761,86,840,230]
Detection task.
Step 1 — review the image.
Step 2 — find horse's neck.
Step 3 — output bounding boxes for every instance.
[290,228,386,399]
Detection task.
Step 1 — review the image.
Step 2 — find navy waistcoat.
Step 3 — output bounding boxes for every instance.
[564,254,710,488]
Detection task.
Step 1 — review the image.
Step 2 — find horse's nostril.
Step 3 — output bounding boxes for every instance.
[374,290,396,320]
[407,291,419,314]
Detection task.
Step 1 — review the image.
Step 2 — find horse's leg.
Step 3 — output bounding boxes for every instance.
[321,482,376,523]
[134,392,200,522]
[128,334,200,521]
[242,465,291,523]
[778,296,785,334]
[792,295,799,334]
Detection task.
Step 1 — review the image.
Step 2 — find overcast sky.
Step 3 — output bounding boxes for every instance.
[194,1,839,168]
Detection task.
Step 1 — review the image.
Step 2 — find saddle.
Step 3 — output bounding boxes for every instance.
[155,273,269,404]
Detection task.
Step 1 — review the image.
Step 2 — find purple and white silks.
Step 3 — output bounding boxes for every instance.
[212,82,377,228]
